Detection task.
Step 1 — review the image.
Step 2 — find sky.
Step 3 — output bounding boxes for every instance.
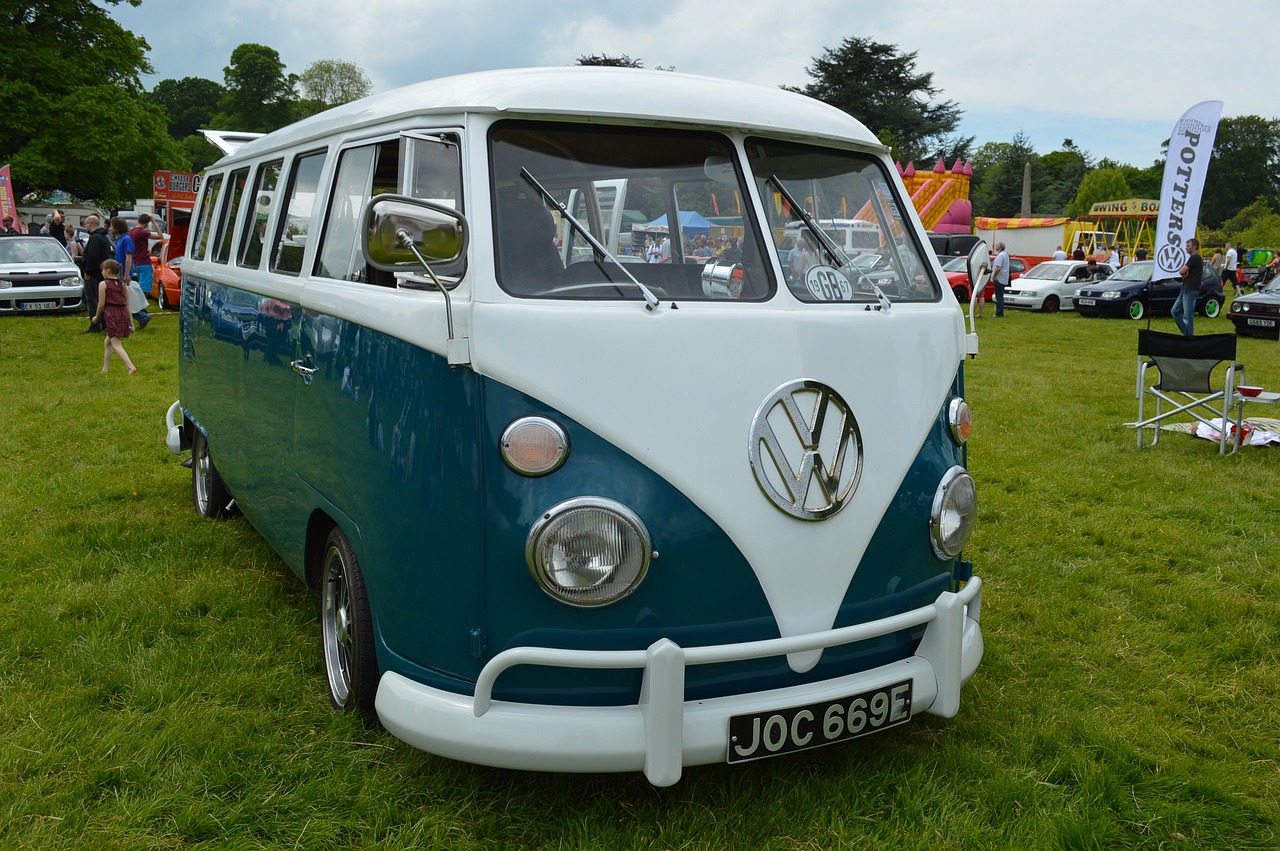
[109,0,1271,171]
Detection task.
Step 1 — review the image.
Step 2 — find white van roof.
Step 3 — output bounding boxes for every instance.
[220,67,881,164]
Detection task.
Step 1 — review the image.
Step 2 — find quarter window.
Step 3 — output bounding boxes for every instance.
[270,151,326,276]
[213,167,249,264]
[189,173,224,262]
[238,160,282,269]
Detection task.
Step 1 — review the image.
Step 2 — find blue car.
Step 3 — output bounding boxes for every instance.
[1074,260,1224,320]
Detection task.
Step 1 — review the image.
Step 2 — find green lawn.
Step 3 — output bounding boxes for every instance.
[1,305,1277,850]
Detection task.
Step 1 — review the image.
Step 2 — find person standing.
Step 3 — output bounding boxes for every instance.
[46,210,67,246]
[110,216,149,329]
[991,242,1010,318]
[89,259,137,375]
[128,213,163,296]
[1051,245,1067,261]
[1222,242,1238,292]
[0,215,19,235]
[81,215,113,333]
[1173,238,1202,337]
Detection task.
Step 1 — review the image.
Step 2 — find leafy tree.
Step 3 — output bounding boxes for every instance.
[0,0,187,206]
[296,59,372,118]
[970,132,1037,217]
[1199,115,1280,228]
[218,43,296,133]
[788,36,962,164]
[576,54,643,67]
[1031,140,1092,216]
[1067,168,1132,218]
[147,76,226,138]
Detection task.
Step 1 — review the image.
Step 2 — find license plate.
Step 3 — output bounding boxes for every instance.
[19,301,58,311]
[1247,317,1275,327]
[1077,298,1096,306]
[727,680,912,763]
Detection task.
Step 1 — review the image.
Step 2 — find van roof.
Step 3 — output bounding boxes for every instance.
[222,67,881,164]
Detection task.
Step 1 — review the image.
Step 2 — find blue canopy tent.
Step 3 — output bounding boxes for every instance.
[641,210,713,235]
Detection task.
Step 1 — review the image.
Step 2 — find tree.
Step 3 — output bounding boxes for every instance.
[218,43,296,133]
[296,59,372,117]
[1068,168,1132,218]
[788,37,962,164]
[1199,115,1280,228]
[0,1,187,206]
[576,54,643,67]
[970,132,1038,217]
[147,76,226,138]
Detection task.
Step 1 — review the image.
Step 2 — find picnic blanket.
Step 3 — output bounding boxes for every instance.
[1161,416,1280,446]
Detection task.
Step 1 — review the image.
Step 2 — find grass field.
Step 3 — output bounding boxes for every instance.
[1,304,1278,850]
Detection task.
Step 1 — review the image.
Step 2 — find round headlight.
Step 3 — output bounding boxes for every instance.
[501,416,569,476]
[929,466,976,560]
[947,397,971,445]
[527,498,651,607]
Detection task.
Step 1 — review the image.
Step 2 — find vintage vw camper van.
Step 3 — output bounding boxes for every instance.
[165,67,984,786]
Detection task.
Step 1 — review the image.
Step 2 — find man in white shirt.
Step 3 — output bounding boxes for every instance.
[991,242,1010,317]
[1223,244,1238,292]
[1052,245,1068,261]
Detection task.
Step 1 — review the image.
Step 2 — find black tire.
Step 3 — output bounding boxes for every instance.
[321,528,379,718]
[191,429,236,518]
[952,285,970,303]
[1202,296,1222,318]
[1126,298,1146,321]
[1043,294,1061,313]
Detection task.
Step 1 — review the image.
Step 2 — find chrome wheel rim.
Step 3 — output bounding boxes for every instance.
[321,545,352,708]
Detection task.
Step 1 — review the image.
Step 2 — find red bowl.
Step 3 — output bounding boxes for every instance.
[1238,385,1264,397]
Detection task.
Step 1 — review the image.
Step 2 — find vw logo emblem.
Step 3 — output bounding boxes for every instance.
[748,379,862,520]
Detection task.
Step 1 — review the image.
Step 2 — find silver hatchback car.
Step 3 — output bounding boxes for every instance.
[0,236,85,314]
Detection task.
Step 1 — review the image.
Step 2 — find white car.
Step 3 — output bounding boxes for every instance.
[1002,259,1113,312]
[0,236,85,314]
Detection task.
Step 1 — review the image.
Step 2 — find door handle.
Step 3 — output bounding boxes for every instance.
[290,358,317,384]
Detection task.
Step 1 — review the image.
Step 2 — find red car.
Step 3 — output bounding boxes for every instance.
[942,254,1028,303]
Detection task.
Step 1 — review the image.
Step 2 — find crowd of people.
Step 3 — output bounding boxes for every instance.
[3,209,165,374]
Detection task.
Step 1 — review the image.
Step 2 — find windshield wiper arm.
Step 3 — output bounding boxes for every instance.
[767,174,891,311]
[519,168,660,311]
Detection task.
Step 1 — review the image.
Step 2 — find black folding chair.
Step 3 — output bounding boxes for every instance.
[1132,330,1246,454]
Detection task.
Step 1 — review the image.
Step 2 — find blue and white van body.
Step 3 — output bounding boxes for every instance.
[166,67,984,786]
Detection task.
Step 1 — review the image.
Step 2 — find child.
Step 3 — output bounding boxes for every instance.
[90,259,137,376]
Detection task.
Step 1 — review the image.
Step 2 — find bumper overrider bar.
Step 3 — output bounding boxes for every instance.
[377,576,983,786]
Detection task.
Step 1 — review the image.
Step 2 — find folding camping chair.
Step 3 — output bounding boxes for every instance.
[1133,329,1246,454]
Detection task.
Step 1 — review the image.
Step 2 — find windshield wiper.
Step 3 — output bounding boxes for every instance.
[520,168,660,311]
[767,174,891,312]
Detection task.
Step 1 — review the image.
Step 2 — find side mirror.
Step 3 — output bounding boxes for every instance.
[966,239,990,290]
[362,194,468,271]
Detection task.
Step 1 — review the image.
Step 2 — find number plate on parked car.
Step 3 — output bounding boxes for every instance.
[1076,298,1096,306]
[1247,317,1275,327]
[19,301,58,311]
[727,680,912,763]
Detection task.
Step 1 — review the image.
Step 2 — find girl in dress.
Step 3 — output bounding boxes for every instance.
[90,259,137,375]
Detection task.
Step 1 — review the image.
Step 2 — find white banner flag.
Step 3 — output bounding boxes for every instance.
[1154,101,1223,279]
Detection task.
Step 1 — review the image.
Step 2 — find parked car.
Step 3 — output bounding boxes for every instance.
[942,254,1029,303]
[1003,260,1113,312]
[0,235,85,314]
[150,239,183,310]
[1075,260,1225,320]
[1227,275,1280,338]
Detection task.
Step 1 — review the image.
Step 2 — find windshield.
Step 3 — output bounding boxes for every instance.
[1108,261,1153,283]
[490,121,774,300]
[1024,264,1071,281]
[0,238,73,265]
[746,137,939,303]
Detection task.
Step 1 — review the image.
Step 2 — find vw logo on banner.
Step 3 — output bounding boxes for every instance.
[749,379,862,520]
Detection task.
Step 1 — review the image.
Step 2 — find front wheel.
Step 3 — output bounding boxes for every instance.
[952,284,970,303]
[321,528,378,718]
[1127,298,1146,321]
[191,429,236,518]
[1202,296,1223,318]
[1042,294,1061,313]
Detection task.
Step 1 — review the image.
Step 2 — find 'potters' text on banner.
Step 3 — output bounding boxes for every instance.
[1154,101,1223,279]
